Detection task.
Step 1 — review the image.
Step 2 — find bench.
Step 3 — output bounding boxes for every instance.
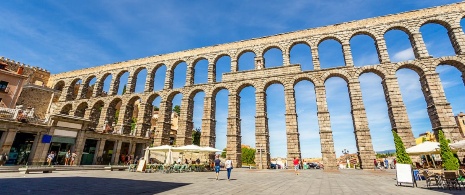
[18,167,56,174]
[104,166,129,171]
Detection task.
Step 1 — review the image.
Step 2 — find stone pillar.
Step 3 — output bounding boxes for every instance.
[448,26,465,55]
[375,38,390,64]
[185,64,194,86]
[283,48,290,66]
[28,132,49,165]
[283,87,301,167]
[73,130,86,165]
[227,92,242,167]
[0,130,16,154]
[112,140,122,165]
[145,71,155,92]
[314,85,337,170]
[116,105,131,135]
[94,139,106,165]
[419,72,461,141]
[207,62,216,83]
[231,59,238,72]
[76,84,87,99]
[176,97,193,146]
[200,96,216,147]
[109,76,120,96]
[92,78,103,97]
[153,100,172,146]
[97,106,110,133]
[164,68,174,89]
[126,75,135,94]
[136,103,151,137]
[381,76,416,148]
[347,80,375,169]
[342,43,354,67]
[410,32,430,59]
[311,47,320,70]
[255,56,264,69]
[255,90,270,169]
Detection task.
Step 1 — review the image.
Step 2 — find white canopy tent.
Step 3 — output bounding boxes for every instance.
[406,141,440,168]
[145,145,176,165]
[199,147,222,153]
[449,140,465,149]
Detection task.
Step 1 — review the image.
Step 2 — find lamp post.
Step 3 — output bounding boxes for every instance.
[342,149,349,169]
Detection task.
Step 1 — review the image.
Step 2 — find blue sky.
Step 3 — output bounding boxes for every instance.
[1,0,465,158]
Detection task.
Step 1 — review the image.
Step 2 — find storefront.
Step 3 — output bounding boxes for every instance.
[48,129,78,165]
[8,132,35,165]
[81,139,97,165]
[102,140,115,165]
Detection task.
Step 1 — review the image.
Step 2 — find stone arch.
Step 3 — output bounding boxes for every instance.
[263,45,284,68]
[65,78,82,101]
[263,45,283,55]
[356,66,388,79]
[192,57,209,84]
[262,79,285,92]
[53,80,66,102]
[80,75,97,99]
[293,75,319,87]
[349,30,378,41]
[433,57,465,74]
[418,18,453,32]
[105,97,123,131]
[289,40,311,52]
[89,100,105,130]
[60,104,72,115]
[317,35,343,46]
[383,25,415,38]
[235,82,257,94]
[111,69,129,95]
[211,84,230,97]
[214,53,231,64]
[321,69,351,83]
[74,102,88,117]
[394,61,426,76]
[96,72,112,97]
[129,66,148,93]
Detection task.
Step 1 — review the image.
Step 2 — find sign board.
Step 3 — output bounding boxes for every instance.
[136,160,146,172]
[395,164,417,187]
[42,134,52,143]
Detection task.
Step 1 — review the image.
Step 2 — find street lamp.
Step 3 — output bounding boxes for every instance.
[342,149,349,168]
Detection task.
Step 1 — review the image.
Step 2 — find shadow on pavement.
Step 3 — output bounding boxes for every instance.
[0,177,190,195]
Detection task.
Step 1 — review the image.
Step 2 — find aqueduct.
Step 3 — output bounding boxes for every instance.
[48,2,465,170]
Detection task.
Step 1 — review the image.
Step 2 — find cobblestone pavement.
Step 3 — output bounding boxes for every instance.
[0,168,462,195]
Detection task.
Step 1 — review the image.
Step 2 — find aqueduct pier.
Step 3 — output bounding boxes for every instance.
[48,2,465,170]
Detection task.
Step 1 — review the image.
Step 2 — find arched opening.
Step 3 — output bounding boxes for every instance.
[263,47,283,68]
[294,80,320,158]
[214,89,229,152]
[67,79,82,101]
[115,71,129,95]
[436,64,465,114]
[74,102,88,118]
[53,81,65,103]
[89,100,104,130]
[350,34,380,66]
[105,98,122,133]
[384,29,415,62]
[238,51,256,71]
[191,91,205,145]
[81,76,97,99]
[318,39,345,69]
[396,68,432,139]
[153,65,167,91]
[146,95,162,138]
[215,55,231,82]
[100,74,112,97]
[134,68,147,93]
[420,23,455,57]
[121,96,142,135]
[325,77,357,157]
[173,62,187,89]
[60,104,72,115]
[194,59,208,84]
[170,93,183,145]
[239,86,256,148]
[265,83,286,158]
[359,73,393,153]
[290,43,313,71]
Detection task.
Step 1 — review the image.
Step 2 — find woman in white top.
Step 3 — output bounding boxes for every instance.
[225,157,233,181]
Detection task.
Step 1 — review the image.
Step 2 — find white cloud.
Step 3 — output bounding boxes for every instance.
[392,48,415,62]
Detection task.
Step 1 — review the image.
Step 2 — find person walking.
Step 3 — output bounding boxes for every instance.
[47,151,55,166]
[225,157,233,181]
[70,151,77,166]
[384,158,389,169]
[214,155,221,180]
[65,150,71,165]
[373,159,377,171]
[293,157,300,175]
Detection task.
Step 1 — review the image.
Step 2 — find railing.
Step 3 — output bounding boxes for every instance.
[0,107,45,124]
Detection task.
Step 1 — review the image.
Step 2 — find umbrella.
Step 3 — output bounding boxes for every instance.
[174,144,202,152]
[449,140,465,149]
[199,146,222,152]
[148,145,175,152]
[406,141,440,155]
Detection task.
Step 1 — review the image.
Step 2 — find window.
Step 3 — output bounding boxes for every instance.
[0,81,8,92]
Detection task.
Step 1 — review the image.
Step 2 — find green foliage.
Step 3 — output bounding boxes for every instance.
[392,130,412,164]
[192,127,201,146]
[122,85,127,95]
[130,117,137,131]
[153,106,159,111]
[439,130,459,170]
[115,110,120,124]
[376,152,395,159]
[173,105,180,115]
[241,147,256,165]
[221,148,226,158]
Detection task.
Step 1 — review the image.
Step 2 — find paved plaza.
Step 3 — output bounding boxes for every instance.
[0,168,462,195]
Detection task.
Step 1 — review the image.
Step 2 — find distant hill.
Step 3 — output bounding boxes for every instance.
[376,149,395,154]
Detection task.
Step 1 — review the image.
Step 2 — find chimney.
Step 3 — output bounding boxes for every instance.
[17,66,24,74]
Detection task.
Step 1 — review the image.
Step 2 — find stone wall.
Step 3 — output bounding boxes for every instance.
[16,85,55,119]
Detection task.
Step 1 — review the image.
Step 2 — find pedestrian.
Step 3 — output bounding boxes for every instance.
[393,158,396,169]
[293,157,300,175]
[71,151,77,166]
[177,157,181,164]
[0,152,7,166]
[65,150,71,165]
[384,158,389,169]
[47,151,55,166]
[225,157,233,181]
[214,155,221,180]
[196,158,200,164]
[185,158,188,165]
[373,159,377,171]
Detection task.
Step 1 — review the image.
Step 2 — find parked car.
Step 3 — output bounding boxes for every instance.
[270,163,281,169]
[308,162,320,169]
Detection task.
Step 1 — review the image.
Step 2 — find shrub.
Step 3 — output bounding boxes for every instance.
[438,129,459,170]
[392,130,412,164]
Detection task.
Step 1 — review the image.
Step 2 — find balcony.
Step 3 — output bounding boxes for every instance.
[0,107,45,124]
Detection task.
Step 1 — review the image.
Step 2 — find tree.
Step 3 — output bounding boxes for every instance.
[221,148,227,158]
[392,130,412,164]
[153,106,159,111]
[192,127,201,146]
[438,129,459,170]
[241,147,256,165]
[173,105,180,115]
[122,84,127,95]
